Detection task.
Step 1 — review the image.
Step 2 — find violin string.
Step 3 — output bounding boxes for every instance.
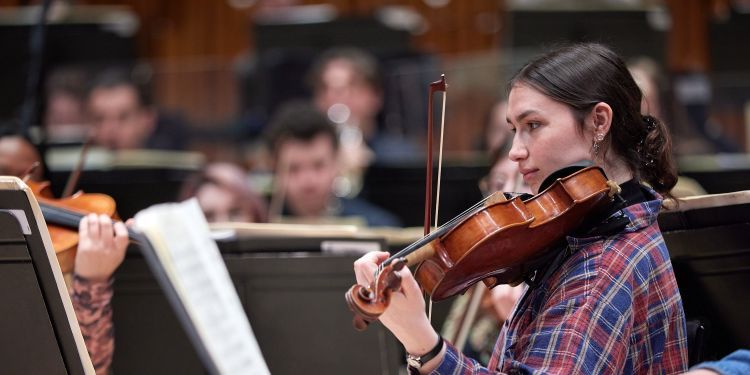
[386,194,493,262]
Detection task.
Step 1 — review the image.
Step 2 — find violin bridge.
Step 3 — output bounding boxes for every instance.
[484,191,508,207]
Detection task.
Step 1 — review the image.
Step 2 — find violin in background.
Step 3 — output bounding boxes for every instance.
[27,179,119,273]
[1,132,126,274]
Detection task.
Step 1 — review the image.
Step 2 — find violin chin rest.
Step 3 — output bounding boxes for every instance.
[539,162,595,192]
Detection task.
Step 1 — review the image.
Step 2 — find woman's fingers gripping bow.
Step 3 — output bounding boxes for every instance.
[353,251,390,287]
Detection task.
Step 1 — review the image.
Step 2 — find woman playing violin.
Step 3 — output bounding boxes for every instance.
[353,43,688,374]
[0,134,128,374]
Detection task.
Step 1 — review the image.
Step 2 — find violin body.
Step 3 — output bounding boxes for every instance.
[416,166,614,300]
[28,180,117,273]
[347,166,620,329]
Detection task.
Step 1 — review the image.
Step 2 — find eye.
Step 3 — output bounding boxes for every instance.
[528,121,541,130]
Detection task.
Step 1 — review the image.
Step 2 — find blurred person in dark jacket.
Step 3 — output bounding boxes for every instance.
[86,67,187,151]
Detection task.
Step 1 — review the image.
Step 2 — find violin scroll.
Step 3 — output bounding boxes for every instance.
[345,258,407,331]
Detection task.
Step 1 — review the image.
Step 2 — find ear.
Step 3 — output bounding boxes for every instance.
[590,102,613,137]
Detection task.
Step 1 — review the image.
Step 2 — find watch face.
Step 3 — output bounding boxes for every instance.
[406,356,422,369]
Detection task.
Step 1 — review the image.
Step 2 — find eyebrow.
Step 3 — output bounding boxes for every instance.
[507,109,541,124]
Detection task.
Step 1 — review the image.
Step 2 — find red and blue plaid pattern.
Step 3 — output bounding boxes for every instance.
[432,198,688,374]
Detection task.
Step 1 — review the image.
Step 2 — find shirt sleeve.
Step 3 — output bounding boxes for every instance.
[428,341,506,375]
[690,350,750,375]
[70,275,115,375]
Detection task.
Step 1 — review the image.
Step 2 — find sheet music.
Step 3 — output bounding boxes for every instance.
[135,199,269,375]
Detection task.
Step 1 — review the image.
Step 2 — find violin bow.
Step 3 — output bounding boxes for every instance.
[424,75,448,235]
[267,158,290,223]
[18,0,52,138]
[424,75,447,321]
[61,133,94,198]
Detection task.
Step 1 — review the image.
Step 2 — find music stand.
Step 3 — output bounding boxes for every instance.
[111,240,402,374]
[659,191,750,360]
[0,176,94,374]
[45,148,203,219]
[361,161,486,227]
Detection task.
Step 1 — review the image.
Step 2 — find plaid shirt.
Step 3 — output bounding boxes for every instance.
[431,196,688,374]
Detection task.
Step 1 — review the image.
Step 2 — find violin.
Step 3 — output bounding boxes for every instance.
[345,165,622,330]
[27,179,119,273]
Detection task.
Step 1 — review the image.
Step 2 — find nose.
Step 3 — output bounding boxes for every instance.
[507,133,527,162]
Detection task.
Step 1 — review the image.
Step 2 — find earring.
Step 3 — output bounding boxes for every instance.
[593,133,604,156]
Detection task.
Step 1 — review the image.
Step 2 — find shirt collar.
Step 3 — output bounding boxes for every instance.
[566,185,662,250]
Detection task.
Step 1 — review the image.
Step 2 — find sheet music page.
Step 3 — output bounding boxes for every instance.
[134,199,270,375]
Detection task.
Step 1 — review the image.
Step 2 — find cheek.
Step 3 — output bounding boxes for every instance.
[310,174,332,192]
[561,136,592,160]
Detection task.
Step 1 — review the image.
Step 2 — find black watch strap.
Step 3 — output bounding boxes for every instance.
[406,335,444,371]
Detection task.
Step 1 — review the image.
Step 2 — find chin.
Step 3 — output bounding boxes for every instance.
[526,180,540,194]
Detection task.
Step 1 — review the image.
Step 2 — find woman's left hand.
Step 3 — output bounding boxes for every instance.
[353,251,439,356]
[74,214,130,282]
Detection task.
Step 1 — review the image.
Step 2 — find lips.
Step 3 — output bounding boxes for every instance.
[519,168,539,185]
[519,168,539,178]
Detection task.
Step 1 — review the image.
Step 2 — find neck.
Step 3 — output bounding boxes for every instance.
[600,155,634,185]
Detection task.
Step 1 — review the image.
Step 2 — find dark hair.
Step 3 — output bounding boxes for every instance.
[306,47,382,93]
[88,66,153,107]
[179,163,268,223]
[46,66,87,99]
[264,100,339,156]
[509,42,677,195]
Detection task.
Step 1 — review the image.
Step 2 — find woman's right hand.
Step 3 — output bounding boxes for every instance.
[353,251,442,359]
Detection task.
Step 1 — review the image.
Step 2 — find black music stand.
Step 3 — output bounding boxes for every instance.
[361,161,486,227]
[111,240,402,374]
[659,191,750,361]
[0,176,94,374]
[45,148,202,219]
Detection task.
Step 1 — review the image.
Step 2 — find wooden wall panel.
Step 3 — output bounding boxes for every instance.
[69,0,505,140]
[74,0,249,125]
[77,0,503,60]
[83,0,250,59]
[9,1,741,152]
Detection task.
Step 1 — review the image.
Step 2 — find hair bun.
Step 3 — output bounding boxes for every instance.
[642,114,658,132]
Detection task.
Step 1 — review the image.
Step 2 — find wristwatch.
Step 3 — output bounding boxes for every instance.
[406,335,444,370]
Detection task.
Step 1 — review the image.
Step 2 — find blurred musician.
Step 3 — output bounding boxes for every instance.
[0,134,127,374]
[264,100,400,227]
[86,67,186,151]
[179,162,268,223]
